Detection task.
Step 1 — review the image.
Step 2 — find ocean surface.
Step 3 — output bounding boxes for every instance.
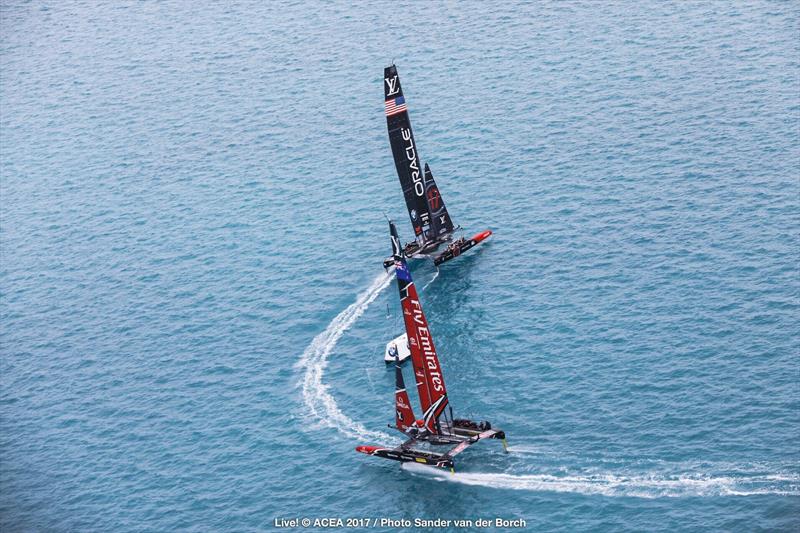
[1,1,798,531]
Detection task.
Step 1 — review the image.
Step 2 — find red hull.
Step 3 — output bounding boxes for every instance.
[355,445,383,455]
[471,229,492,243]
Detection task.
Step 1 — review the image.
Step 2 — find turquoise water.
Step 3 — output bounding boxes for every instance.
[2,1,798,531]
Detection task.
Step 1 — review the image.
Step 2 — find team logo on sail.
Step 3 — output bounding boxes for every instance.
[427,187,441,210]
[385,75,400,96]
[401,128,424,196]
[410,299,444,392]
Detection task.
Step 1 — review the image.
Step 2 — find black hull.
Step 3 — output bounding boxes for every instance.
[361,447,455,469]
[432,230,492,266]
[356,418,506,472]
[382,237,449,269]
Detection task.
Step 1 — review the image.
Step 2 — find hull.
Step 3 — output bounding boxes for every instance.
[355,445,454,469]
[355,422,506,472]
[382,237,449,269]
[432,230,492,266]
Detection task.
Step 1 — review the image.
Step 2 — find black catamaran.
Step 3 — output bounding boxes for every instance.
[356,221,507,472]
[382,64,492,269]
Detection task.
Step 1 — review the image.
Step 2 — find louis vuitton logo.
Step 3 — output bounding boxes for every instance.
[385,75,399,96]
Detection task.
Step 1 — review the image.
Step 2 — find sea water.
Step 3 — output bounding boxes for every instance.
[1,1,798,531]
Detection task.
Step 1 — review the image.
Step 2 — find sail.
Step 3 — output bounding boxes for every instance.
[389,221,449,433]
[423,163,455,239]
[384,65,432,240]
[394,358,416,431]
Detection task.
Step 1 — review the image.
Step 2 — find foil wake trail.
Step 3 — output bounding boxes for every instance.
[400,463,800,498]
[299,272,395,444]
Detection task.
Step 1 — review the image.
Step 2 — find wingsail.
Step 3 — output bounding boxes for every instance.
[423,163,455,239]
[384,65,432,241]
[390,221,448,434]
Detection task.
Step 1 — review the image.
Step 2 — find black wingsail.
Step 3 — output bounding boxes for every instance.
[423,163,455,239]
[384,65,432,242]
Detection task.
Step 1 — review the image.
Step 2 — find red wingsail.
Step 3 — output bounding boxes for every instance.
[390,222,449,434]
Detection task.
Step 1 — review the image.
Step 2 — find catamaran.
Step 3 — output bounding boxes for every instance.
[382,64,492,269]
[357,221,507,472]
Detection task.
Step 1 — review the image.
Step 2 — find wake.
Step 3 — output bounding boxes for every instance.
[298,273,798,498]
[298,271,396,444]
[420,267,439,292]
[401,463,800,498]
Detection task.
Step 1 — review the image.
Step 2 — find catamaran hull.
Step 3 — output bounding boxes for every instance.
[355,426,506,472]
[355,445,454,469]
[381,230,492,269]
[382,238,447,269]
[432,230,492,266]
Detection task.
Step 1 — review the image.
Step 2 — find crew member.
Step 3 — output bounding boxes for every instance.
[406,419,429,438]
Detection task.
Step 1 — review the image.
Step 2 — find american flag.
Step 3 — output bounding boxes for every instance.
[384,96,407,117]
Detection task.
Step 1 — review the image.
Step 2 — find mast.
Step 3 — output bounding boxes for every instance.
[389,221,449,433]
[423,163,455,239]
[384,65,432,243]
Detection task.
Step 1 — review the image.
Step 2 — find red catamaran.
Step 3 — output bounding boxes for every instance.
[356,221,507,472]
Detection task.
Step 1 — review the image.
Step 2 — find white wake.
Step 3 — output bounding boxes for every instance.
[298,271,396,444]
[420,267,439,292]
[297,272,798,498]
[401,463,800,498]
